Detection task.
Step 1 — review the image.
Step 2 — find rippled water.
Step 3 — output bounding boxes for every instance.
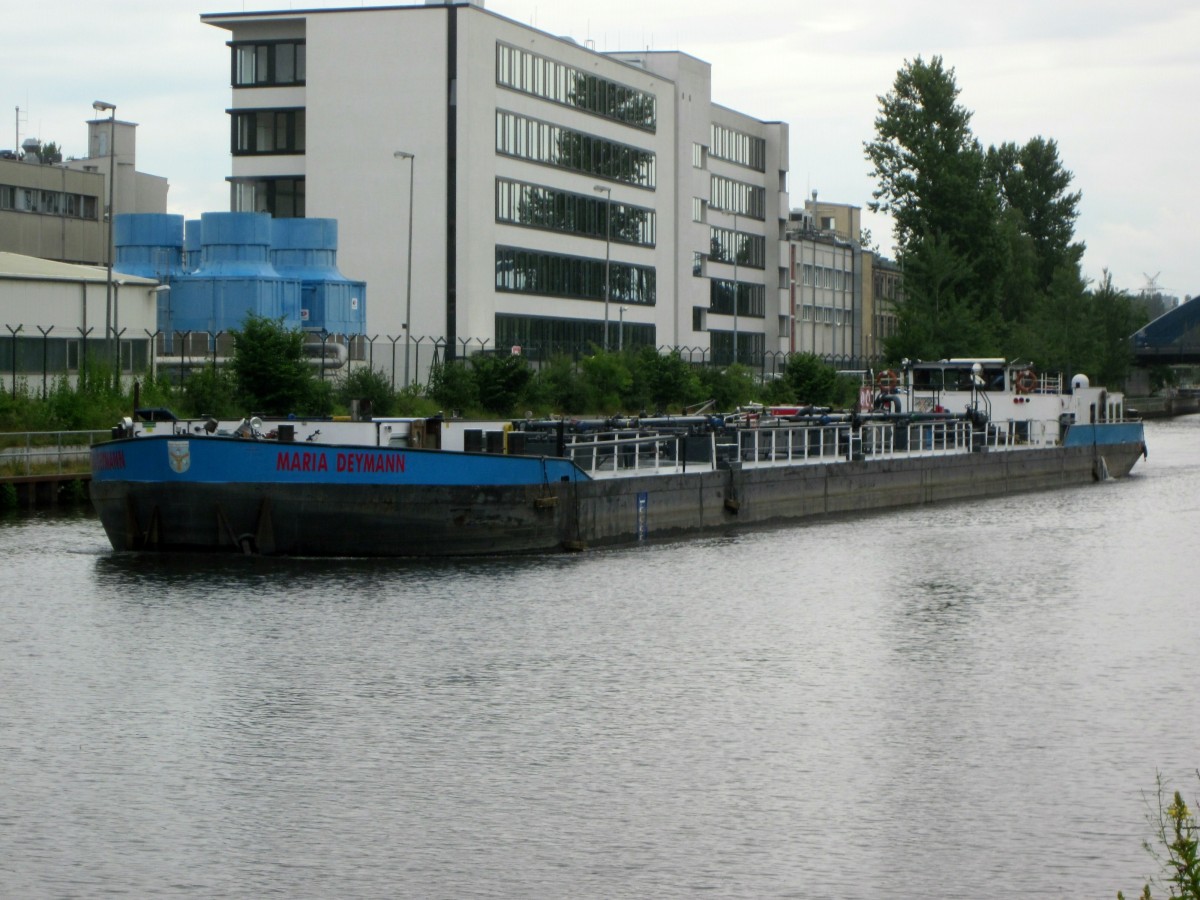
[2,418,1198,898]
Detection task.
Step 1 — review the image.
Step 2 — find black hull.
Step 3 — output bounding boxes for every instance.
[90,441,1145,557]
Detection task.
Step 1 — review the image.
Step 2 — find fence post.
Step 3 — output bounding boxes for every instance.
[5,324,23,398]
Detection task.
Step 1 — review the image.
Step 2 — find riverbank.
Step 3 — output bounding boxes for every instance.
[1126,392,1200,418]
[0,473,90,510]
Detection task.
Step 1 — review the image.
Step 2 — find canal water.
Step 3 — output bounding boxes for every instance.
[2,418,1197,898]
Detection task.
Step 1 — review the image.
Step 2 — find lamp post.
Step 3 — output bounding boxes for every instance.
[732,210,739,366]
[593,185,612,351]
[93,100,116,383]
[394,150,415,387]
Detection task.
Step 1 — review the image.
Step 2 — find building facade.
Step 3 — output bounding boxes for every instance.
[0,119,167,267]
[786,197,863,365]
[202,1,789,380]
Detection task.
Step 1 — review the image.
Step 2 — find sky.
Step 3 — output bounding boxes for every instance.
[6,0,1198,298]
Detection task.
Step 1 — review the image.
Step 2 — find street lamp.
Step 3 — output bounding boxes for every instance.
[593,184,612,351]
[732,210,739,366]
[394,150,415,387]
[93,100,116,382]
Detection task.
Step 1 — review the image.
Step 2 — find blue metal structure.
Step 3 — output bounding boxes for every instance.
[1132,294,1200,363]
[114,211,368,349]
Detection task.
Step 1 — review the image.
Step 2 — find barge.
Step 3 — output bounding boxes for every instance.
[90,359,1147,556]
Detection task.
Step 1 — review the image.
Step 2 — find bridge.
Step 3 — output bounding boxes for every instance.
[1132,294,1200,364]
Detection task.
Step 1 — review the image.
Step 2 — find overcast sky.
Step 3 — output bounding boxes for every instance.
[7,0,1197,298]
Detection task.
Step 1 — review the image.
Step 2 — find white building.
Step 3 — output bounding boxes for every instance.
[202,1,788,379]
[0,251,160,390]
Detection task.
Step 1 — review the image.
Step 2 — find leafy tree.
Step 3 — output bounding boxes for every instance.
[695,363,758,411]
[469,353,532,416]
[986,137,1084,293]
[865,56,1003,359]
[427,359,478,414]
[184,364,238,418]
[39,141,63,165]
[229,315,321,415]
[579,350,631,414]
[780,353,839,405]
[625,347,700,413]
[527,355,593,415]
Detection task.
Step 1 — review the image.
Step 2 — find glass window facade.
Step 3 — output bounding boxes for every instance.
[709,174,765,219]
[496,43,656,132]
[709,279,765,318]
[496,245,655,306]
[232,177,305,218]
[0,183,98,219]
[496,313,655,356]
[707,226,764,269]
[496,111,656,189]
[232,109,305,156]
[496,178,655,247]
[232,40,306,87]
[709,124,766,171]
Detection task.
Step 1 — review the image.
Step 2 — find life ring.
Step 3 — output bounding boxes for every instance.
[1014,369,1037,394]
[876,369,900,391]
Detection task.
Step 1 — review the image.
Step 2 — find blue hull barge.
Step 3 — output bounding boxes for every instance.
[90,360,1148,557]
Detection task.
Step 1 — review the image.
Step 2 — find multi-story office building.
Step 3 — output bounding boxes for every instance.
[786,196,863,364]
[202,0,788,378]
[1,118,168,267]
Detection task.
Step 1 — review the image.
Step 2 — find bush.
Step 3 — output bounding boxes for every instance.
[1120,773,1200,900]
[337,366,396,418]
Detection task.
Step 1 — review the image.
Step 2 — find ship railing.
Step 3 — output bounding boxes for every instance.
[565,431,691,478]
[0,429,111,477]
[737,423,851,465]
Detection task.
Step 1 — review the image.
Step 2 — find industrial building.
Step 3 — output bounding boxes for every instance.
[202,0,790,381]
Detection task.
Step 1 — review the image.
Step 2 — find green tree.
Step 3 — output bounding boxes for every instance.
[625,347,700,413]
[695,363,758,411]
[470,353,533,416]
[865,55,1003,359]
[780,353,839,405]
[578,350,631,414]
[986,137,1084,294]
[427,359,478,414]
[229,315,321,415]
[527,355,593,414]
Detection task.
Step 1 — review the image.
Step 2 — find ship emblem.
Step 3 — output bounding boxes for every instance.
[167,440,191,474]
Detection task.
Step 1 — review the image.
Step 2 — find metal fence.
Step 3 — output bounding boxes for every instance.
[2,322,881,395]
[0,430,110,476]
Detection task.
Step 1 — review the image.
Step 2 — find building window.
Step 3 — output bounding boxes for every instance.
[709,174,765,219]
[707,226,764,269]
[496,178,655,247]
[232,177,305,218]
[496,111,656,189]
[496,313,655,356]
[709,279,765,318]
[496,245,655,306]
[232,40,306,87]
[709,123,766,172]
[0,183,99,220]
[496,43,656,132]
[232,109,305,156]
[692,142,707,168]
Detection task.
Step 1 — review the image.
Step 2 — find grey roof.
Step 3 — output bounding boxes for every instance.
[0,251,157,285]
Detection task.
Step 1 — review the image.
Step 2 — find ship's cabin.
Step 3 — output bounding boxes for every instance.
[908,359,1008,393]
